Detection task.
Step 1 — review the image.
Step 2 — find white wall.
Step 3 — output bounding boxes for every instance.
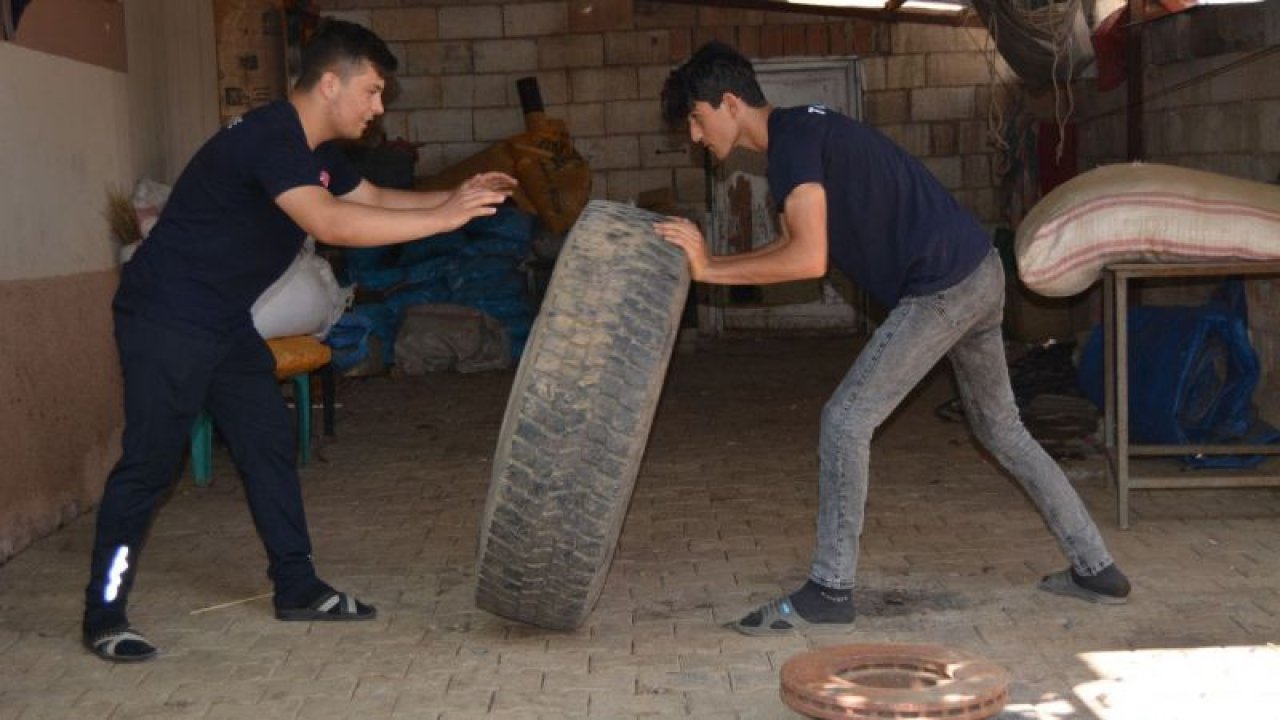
[0,42,137,281]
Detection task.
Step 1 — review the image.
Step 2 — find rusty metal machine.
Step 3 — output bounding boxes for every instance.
[416,77,592,235]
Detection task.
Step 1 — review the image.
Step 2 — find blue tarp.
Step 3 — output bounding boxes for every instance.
[328,204,536,368]
[1078,281,1279,468]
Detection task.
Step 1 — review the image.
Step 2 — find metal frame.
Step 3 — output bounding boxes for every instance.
[1102,261,1280,529]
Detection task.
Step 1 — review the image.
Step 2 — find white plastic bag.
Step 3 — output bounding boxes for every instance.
[252,239,352,339]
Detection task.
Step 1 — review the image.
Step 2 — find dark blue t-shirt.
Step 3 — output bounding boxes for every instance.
[766,105,990,309]
[116,101,361,335]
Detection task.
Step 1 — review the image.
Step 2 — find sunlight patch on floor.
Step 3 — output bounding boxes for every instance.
[1075,644,1280,719]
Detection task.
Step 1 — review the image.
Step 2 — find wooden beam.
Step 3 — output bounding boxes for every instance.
[656,0,983,28]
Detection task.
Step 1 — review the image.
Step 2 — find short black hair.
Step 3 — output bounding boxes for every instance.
[661,42,767,128]
[296,19,398,90]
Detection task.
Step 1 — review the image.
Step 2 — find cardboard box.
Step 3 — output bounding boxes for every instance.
[214,0,287,126]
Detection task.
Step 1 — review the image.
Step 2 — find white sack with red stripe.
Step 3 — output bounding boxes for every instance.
[1016,163,1280,297]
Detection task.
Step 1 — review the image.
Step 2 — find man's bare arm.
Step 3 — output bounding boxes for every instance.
[341,172,517,210]
[275,182,510,248]
[653,182,828,285]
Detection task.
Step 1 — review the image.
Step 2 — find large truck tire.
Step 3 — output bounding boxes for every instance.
[475,200,690,630]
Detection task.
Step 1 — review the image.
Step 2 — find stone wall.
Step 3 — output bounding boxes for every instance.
[1070,2,1280,423]
[313,0,1012,224]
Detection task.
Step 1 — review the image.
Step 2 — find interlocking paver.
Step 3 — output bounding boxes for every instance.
[6,334,1280,718]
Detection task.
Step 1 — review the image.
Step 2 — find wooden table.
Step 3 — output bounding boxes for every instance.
[1102,261,1280,528]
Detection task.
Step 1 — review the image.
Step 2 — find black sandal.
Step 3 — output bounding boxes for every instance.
[84,626,158,662]
[275,590,376,621]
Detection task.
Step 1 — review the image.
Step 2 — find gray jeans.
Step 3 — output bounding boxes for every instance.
[811,249,1114,589]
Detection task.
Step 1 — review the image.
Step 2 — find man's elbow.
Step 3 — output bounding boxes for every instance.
[307,225,348,247]
[800,256,828,280]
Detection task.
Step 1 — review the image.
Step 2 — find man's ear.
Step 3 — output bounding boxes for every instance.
[320,71,341,100]
[722,92,743,116]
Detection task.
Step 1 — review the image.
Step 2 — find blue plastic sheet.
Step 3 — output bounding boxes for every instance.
[339,204,538,365]
[1079,282,1278,468]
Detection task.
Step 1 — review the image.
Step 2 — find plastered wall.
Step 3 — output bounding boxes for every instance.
[0,0,213,564]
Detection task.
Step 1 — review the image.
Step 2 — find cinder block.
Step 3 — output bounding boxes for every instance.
[635,1,696,29]
[408,108,473,143]
[669,27,692,62]
[472,39,538,74]
[568,0,633,33]
[865,90,908,126]
[550,102,605,136]
[505,70,569,107]
[319,10,371,27]
[922,156,962,189]
[405,42,473,75]
[391,76,442,110]
[675,167,706,203]
[370,8,437,42]
[605,168,673,202]
[1260,100,1280,153]
[859,56,886,92]
[576,136,640,169]
[784,25,807,56]
[879,123,930,157]
[931,123,957,156]
[697,7,763,26]
[957,120,991,154]
[959,186,999,223]
[884,55,926,90]
[502,2,568,38]
[439,140,490,167]
[891,23,970,54]
[591,171,609,199]
[438,5,503,40]
[606,98,664,134]
[962,153,991,188]
[694,26,738,53]
[927,52,997,87]
[806,24,829,56]
[738,26,761,58]
[412,143,445,178]
[911,87,975,122]
[637,65,671,98]
[379,109,410,139]
[605,30,671,66]
[570,67,638,102]
[639,133,695,168]
[441,74,509,108]
[760,25,785,58]
[538,35,604,69]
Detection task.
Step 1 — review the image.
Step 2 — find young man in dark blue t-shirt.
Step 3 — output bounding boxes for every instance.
[83,20,516,662]
[655,42,1129,636]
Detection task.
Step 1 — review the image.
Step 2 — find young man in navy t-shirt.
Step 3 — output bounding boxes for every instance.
[83,20,516,661]
[655,42,1129,636]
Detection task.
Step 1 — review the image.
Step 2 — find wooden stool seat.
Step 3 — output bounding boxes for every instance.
[190,335,332,486]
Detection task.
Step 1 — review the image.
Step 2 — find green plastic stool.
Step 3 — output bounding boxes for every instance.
[189,371,315,487]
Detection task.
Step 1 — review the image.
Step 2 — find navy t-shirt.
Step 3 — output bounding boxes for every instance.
[766,105,990,309]
[116,101,361,335]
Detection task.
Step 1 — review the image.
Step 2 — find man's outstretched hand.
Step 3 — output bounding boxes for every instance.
[654,216,710,280]
[438,172,519,229]
[462,171,519,196]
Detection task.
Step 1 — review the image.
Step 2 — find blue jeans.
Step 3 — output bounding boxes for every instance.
[811,250,1113,589]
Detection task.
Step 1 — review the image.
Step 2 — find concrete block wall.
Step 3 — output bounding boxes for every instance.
[1070,2,1280,423]
[313,0,1012,224]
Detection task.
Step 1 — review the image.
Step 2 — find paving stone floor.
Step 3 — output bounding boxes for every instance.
[3,333,1280,719]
